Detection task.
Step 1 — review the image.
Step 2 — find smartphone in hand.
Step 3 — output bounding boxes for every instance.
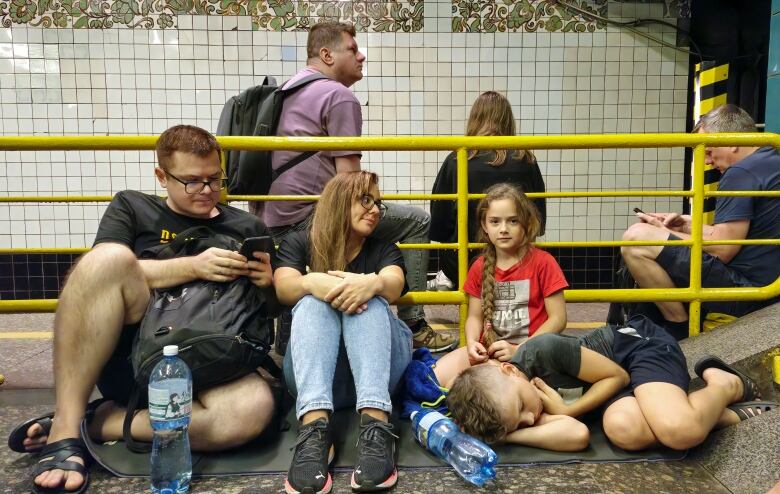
[240,236,274,259]
[240,235,280,314]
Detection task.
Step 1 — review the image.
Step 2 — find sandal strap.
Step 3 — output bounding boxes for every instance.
[9,400,108,454]
[7,413,55,453]
[38,459,88,475]
[694,355,761,402]
[741,376,761,402]
[33,438,89,477]
[732,406,754,421]
[37,416,54,433]
[727,401,778,421]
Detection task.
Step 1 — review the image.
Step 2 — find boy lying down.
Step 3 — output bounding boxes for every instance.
[416,315,774,451]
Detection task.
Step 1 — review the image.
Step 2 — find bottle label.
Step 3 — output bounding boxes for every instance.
[149,377,192,427]
[415,411,447,448]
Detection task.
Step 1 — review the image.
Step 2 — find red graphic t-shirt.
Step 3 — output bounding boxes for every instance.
[463,248,568,341]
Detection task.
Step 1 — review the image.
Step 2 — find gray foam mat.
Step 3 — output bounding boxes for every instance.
[83,408,687,478]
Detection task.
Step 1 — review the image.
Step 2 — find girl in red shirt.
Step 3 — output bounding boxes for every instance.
[459,183,569,365]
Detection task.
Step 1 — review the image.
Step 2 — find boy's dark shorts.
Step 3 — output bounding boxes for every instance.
[608,315,690,403]
[656,234,775,317]
[96,322,144,407]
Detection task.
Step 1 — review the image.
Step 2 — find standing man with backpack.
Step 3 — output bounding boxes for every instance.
[254,22,456,354]
[9,125,277,494]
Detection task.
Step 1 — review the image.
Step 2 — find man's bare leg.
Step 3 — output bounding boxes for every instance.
[621,223,688,322]
[34,243,150,492]
[88,372,276,451]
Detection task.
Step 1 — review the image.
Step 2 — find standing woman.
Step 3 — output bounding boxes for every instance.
[275,171,413,494]
[431,91,547,287]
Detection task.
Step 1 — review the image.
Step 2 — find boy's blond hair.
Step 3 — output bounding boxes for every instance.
[447,365,508,444]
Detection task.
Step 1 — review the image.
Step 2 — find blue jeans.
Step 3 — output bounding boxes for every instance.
[283,295,413,419]
[372,203,430,324]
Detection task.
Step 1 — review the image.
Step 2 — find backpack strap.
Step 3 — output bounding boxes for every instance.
[122,383,152,453]
[260,354,282,379]
[140,226,236,260]
[279,72,330,93]
[270,72,335,181]
[272,151,318,181]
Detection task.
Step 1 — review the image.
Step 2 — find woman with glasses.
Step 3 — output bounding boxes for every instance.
[274,171,413,494]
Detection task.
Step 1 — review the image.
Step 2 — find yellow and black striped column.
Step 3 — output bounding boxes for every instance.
[692,61,729,223]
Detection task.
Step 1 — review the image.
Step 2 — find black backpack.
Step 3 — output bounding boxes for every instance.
[216,73,330,195]
[122,226,279,452]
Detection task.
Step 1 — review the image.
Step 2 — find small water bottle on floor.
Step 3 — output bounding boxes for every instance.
[149,345,192,494]
[411,409,497,487]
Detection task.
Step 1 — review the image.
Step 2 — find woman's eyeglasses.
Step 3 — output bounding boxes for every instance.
[360,194,388,217]
[166,172,227,194]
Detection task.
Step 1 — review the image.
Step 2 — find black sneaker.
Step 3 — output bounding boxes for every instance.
[351,414,399,492]
[285,418,334,494]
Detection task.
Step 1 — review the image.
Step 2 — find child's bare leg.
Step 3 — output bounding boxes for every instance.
[602,396,659,450]
[632,368,742,450]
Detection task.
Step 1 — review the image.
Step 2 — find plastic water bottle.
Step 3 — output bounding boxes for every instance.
[149,345,192,494]
[411,409,497,486]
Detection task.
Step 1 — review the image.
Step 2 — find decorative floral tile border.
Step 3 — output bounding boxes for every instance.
[0,0,424,31]
[0,0,686,33]
[452,0,608,33]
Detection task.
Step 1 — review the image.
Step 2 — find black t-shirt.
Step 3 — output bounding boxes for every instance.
[430,151,547,243]
[510,325,615,395]
[94,190,267,255]
[276,230,409,295]
[713,146,780,285]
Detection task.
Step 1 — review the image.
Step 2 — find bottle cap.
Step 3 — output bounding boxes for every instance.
[163,345,179,356]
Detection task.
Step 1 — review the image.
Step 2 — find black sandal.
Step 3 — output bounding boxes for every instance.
[693,355,761,402]
[31,438,90,494]
[8,413,54,453]
[727,401,778,421]
[8,398,110,454]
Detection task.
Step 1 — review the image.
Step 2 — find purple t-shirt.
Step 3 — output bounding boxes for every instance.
[260,67,363,228]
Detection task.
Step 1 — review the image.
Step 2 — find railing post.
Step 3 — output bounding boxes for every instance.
[689,144,706,336]
[219,150,228,204]
[457,147,469,347]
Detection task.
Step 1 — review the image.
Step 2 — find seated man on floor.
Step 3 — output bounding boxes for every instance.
[8,125,277,494]
[443,315,774,451]
[621,104,780,339]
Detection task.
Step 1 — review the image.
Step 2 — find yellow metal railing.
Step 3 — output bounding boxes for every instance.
[3,133,780,340]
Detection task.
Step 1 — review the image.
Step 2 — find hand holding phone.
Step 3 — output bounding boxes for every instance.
[240,236,274,260]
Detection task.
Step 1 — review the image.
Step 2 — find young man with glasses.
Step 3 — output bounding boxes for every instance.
[12,125,277,494]
[253,21,456,355]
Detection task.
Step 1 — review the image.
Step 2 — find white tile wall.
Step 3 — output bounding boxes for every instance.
[0,1,689,248]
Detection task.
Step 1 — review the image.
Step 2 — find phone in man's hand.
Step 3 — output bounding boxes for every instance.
[240,236,275,259]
